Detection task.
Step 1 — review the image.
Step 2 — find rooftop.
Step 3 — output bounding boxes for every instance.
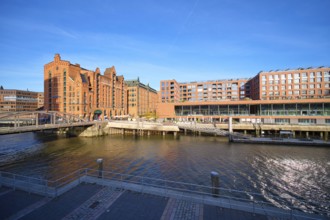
[259,66,330,74]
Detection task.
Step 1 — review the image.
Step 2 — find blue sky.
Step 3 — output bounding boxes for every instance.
[0,0,329,92]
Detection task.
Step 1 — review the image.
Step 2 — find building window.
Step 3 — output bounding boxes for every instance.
[275,118,290,124]
[298,119,316,124]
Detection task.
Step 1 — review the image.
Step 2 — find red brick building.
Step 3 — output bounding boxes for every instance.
[249,67,330,100]
[0,88,42,112]
[44,54,127,120]
[160,78,250,103]
[158,66,330,125]
[126,78,158,118]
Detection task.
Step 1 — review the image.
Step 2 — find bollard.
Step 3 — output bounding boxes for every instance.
[210,171,220,197]
[96,158,103,178]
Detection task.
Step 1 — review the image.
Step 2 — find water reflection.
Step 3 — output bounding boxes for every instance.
[0,133,329,214]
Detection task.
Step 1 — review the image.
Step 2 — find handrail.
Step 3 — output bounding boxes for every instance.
[85,169,329,218]
[1,168,329,218]
[177,123,250,138]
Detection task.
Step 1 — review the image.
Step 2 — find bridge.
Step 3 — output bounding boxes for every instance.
[0,111,95,135]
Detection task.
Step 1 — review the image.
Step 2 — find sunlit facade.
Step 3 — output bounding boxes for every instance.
[158,66,330,124]
[0,88,41,111]
[44,54,127,120]
[160,78,250,103]
[250,67,330,100]
[126,78,158,118]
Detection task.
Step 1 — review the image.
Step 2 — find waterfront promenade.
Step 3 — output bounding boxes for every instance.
[0,183,269,220]
[0,169,327,220]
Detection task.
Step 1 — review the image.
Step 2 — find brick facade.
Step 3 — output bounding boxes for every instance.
[249,67,330,100]
[126,78,158,118]
[44,54,127,120]
[158,66,330,122]
[160,78,250,103]
[0,88,41,111]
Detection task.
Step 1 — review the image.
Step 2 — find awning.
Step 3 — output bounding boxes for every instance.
[94,110,102,114]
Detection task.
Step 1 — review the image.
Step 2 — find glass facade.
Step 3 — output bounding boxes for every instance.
[174,103,329,116]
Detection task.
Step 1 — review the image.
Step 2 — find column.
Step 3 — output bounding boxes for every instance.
[228,117,233,133]
[325,131,328,141]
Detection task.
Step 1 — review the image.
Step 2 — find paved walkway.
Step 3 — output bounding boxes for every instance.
[0,183,326,220]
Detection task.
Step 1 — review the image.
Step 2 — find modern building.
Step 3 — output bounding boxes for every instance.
[160,78,250,103]
[0,87,42,112]
[126,78,158,118]
[44,54,127,120]
[158,66,330,125]
[249,67,330,100]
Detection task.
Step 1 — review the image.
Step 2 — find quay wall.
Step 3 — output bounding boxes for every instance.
[216,123,330,140]
[65,121,180,137]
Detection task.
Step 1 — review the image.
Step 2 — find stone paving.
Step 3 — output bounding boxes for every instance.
[161,198,203,220]
[63,186,123,220]
[1,183,328,220]
[20,183,103,220]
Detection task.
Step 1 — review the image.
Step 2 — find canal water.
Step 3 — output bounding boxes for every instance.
[0,132,329,214]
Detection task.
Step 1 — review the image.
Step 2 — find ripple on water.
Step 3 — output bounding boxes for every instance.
[0,134,329,214]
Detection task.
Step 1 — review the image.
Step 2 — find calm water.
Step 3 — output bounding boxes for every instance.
[0,132,329,214]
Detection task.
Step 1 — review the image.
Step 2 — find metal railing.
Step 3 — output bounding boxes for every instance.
[84,169,329,219]
[0,168,329,219]
[177,122,248,138]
